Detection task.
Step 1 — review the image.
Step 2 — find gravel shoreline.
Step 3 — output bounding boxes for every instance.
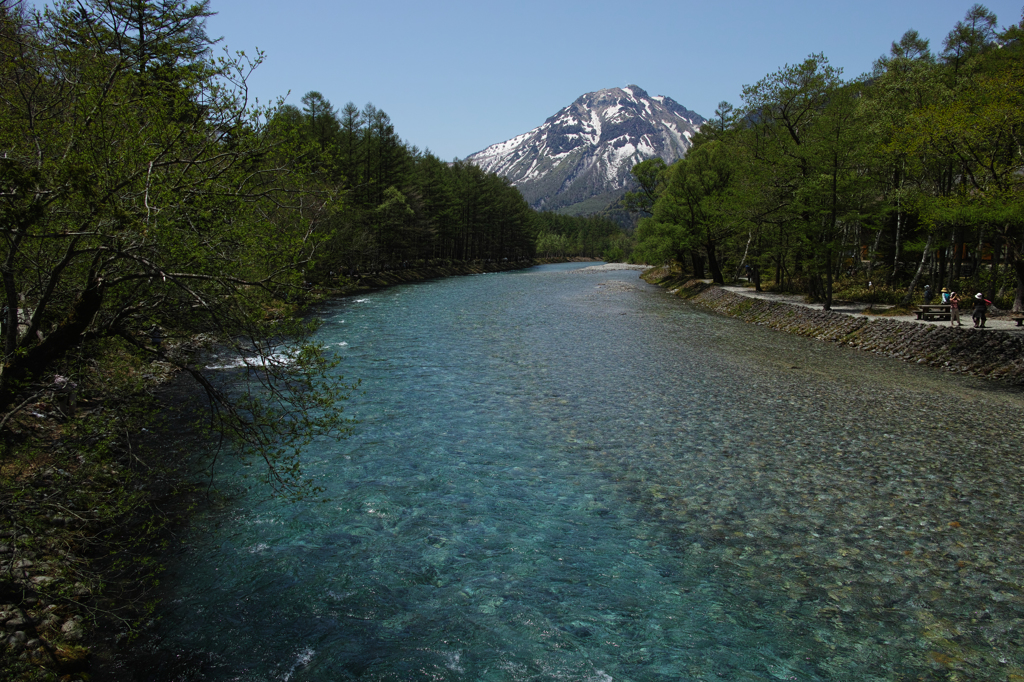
[572,262,649,272]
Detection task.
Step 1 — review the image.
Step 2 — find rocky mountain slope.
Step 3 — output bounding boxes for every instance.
[466,85,705,215]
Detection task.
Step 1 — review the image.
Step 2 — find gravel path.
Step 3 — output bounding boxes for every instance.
[720,284,1024,334]
[582,264,1022,333]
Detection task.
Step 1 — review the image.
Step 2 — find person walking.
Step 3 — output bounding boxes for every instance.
[972,293,991,328]
[949,291,961,327]
[923,285,934,304]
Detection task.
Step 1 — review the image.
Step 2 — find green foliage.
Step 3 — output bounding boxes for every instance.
[632,218,686,266]
[270,96,539,277]
[530,212,626,259]
[0,336,190,674]
[649,139,745,283]
[632,4,1024,312]
[601,231,634,263]
[0,0,356,499]
[620,157,667,216]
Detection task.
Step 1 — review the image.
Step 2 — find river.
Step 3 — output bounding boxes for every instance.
[138,263,1024,681]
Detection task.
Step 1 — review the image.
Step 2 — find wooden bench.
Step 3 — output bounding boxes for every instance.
[915,304,952,321]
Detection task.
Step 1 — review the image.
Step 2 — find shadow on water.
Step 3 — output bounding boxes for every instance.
[126,263,1024,681]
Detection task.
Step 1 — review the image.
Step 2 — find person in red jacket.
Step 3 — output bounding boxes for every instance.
[972,293,992,328]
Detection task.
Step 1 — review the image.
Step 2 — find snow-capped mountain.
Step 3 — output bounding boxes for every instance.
[466,85,705,214]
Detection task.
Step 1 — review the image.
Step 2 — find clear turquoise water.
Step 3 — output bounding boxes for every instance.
[146,263,1024,681]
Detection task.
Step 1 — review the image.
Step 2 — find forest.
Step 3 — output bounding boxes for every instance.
[630,4,1024,313]
[266,95,627,275]
[0,0,621,471]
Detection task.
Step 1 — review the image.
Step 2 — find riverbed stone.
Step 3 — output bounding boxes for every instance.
[61,619,84,640]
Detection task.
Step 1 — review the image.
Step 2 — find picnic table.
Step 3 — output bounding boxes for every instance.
[915,304,952,321]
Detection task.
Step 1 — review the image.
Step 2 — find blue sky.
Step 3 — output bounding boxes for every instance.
[203,0,1024,161]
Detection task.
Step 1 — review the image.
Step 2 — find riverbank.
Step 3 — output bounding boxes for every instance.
[326,257,599,296]
[642,269,1024,386]
[0,358,196,681]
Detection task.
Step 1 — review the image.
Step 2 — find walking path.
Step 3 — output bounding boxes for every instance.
[575,264,1024,335]
[720,285,1024,334]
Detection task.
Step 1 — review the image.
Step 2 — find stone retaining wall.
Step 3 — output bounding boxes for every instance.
[656,277,1024,386]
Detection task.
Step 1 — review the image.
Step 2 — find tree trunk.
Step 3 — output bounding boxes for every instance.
[690,250,705,279]
[706,243,724,285]
[866,226,882,284]
[945,232,957,290]
[1013,260,1024,314]
[824,248,834,310]
[736,231,753,279]
[938,236,948,287]
[974,226,985,290]
[855,220,863,276]
[952,227,964,282]
[901,233,934,306]
[988,233,1003,302]
[0,277,105,411]
[888,211,903,286]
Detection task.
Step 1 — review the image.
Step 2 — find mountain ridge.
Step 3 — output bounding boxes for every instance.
[466,85,705,215]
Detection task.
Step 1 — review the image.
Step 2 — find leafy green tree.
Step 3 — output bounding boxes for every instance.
[648,140,741,284]
[867,29,944,290]
[897,10,1024,310]
[799,79,875,307]
[301,90,341,161]
[373,186,415,265]
[338,101,364,190]
[413,152,458,259]
[631,218,689,268]
[888,29,934,62]
[738,54,848,304]
[50,0,218,75]
[941,3,998,74]
[620,157,666,216]
[624,4,1020,308]
[0,0,351,496]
